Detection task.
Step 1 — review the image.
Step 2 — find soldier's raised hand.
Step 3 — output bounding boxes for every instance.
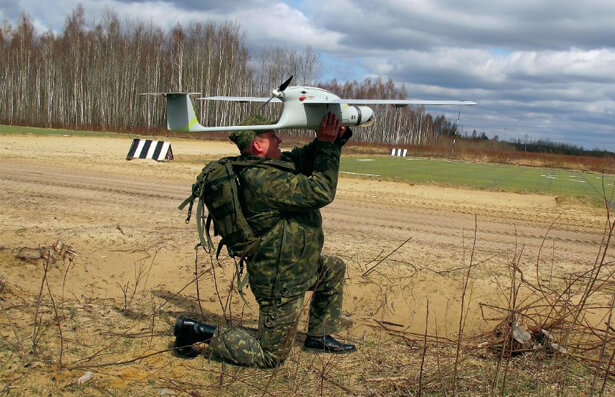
[316,113,342,143]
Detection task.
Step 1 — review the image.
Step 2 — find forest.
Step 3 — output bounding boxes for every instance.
[0,6,461,146]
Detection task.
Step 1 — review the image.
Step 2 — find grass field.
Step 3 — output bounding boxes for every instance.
[2,124,614,205]
[341,155,615,205]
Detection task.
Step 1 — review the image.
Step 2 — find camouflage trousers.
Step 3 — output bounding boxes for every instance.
[208,255,345,368]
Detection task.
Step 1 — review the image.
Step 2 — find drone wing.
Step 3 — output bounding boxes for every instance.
[199,96,282,103]
[303,98,477,106]
[141,92,201,96]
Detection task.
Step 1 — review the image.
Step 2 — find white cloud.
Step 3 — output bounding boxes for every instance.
[7,0,342,50]
[232,3,344,50]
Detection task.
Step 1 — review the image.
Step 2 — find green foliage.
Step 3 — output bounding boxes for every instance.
[510,137,615,157]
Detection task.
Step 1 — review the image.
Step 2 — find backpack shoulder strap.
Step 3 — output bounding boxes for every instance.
[232,156,298,173]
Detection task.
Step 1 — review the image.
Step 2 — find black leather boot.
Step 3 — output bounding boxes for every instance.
[173,316,217,358]
[303,335,357,354]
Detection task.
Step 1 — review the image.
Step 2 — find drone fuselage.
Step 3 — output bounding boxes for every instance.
[276,86,375,130]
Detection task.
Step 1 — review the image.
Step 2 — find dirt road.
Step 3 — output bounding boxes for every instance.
[0,135,608,337]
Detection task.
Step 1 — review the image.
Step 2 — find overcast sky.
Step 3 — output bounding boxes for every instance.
[2,0,615,151]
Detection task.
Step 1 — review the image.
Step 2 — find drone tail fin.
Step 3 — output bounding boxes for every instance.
[141,92,204,132]
[165,93,205,132]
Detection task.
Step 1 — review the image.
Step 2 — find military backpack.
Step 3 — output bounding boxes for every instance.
[179,157,261,260]
[179,156,296,259]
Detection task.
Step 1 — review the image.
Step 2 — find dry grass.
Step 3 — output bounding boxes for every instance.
[1,203,614,396]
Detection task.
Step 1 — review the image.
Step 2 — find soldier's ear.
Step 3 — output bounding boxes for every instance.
[251,139,264,156]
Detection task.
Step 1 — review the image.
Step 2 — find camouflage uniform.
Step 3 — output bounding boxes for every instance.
[208,133,351,368]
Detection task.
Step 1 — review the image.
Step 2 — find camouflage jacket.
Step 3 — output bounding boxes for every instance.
[238,131,351,299]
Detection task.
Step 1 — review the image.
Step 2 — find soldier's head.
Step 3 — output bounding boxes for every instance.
[229,115,282,159]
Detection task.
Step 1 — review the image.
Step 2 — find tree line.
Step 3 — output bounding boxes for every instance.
[509,138,614,158]
[0,6,462,146]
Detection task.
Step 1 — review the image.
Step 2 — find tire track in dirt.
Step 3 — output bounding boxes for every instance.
[326,196,604,262]
[1,158,605,266]
[0,162,188,202]
[336,192,602,231]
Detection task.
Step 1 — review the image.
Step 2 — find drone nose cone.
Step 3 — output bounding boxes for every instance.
[363,114,376,127]
[341,105,376,127]
[358,106,375,127]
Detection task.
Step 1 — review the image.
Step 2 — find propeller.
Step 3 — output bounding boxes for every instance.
[278,75,293,92]
[260,75,293,110]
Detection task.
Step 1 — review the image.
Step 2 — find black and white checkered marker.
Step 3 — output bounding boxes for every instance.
[126,139,174,161]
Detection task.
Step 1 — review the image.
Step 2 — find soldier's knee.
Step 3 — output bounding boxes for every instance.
[317,255,347,288]
[329,256,346,275]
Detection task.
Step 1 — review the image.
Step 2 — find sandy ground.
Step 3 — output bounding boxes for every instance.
[0,136,604,323]
[0,134,612,394]
[0,134,608,328]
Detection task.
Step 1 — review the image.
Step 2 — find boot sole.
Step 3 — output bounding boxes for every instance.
[302,346,357,354]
